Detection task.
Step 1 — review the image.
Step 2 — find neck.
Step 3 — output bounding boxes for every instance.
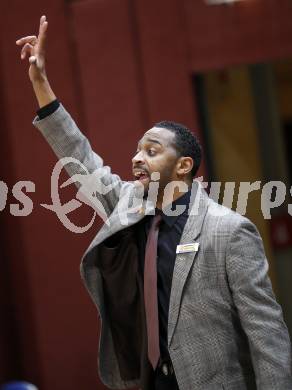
[156,180,192,210]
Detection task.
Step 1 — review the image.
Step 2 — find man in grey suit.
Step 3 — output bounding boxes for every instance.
[17,16,292,390]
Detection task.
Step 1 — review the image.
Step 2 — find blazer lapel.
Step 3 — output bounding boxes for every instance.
[168,182,210,346]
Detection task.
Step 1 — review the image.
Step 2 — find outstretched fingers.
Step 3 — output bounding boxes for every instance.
[38,15,48,54]
[15,15,48,56]
[16,35,37,46]
[16,15,49,84]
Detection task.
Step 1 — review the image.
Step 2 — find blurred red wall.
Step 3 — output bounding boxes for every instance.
[1,0,292,389]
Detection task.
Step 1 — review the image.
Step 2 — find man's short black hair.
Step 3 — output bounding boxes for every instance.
[154,120,202,177]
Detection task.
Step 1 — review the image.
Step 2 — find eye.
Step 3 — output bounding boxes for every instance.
[147,149,156,156]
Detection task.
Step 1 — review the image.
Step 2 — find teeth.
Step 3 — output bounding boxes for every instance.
[134,171,147,178]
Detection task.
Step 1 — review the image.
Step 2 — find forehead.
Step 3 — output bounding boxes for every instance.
[138,126,175,146]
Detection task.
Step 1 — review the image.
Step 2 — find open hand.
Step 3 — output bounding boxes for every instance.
[16,15,48,83]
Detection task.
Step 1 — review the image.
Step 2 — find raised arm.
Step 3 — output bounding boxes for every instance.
[16,16,126,216]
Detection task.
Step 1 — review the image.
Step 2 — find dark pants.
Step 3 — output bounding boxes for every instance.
[154,361,179,390]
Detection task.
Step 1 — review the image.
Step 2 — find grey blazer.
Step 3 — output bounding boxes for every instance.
[33,104,292,390]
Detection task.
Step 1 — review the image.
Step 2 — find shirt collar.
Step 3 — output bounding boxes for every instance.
[157,189,191,228]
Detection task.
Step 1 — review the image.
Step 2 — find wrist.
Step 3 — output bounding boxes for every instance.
[31,77,57,109]
[31,74,48,86]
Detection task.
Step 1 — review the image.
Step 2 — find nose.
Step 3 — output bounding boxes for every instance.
[132,150,144,165]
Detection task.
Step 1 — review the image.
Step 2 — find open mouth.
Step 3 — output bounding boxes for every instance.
[133,170,150,183]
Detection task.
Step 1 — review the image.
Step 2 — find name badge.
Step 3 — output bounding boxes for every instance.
[176,243,199,254]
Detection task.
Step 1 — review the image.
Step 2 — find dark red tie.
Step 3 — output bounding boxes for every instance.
[144,213,162,370]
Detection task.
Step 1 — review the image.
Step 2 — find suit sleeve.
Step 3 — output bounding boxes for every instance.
[226,218,292,389]
[33,103,125,216]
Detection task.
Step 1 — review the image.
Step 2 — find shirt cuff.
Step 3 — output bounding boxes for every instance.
[37,99,60,120]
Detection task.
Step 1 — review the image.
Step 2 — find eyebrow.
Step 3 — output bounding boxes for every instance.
[138,138,163,148]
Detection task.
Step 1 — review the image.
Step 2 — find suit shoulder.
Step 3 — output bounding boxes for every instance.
[205,198,257,233]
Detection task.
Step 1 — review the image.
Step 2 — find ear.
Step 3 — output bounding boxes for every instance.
[176,157,194,177]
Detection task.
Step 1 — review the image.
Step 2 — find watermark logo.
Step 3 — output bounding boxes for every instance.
[1,157,292,233]
[41,157,122,233]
